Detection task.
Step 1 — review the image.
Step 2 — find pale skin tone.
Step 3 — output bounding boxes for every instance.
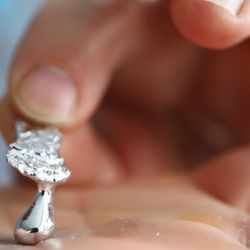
[1,0,250,249]
[1,176,250,250]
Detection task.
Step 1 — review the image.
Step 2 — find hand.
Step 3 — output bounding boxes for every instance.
[1,0,250,249]
[1,0,250,185]
[0,176,249,250]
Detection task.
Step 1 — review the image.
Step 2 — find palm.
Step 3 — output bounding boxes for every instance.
[0,177,248,250]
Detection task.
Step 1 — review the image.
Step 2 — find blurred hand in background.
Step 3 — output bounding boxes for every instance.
[1,0,250,186]
[1,1,250,249]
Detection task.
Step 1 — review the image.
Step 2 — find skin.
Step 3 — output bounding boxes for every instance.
[1,0,250,249]
[0,176,250,250]
[2,151,250,250]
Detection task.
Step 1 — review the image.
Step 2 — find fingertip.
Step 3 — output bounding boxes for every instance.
[170,0,250,49]
[10,65,78,127]
[8,1,142,128]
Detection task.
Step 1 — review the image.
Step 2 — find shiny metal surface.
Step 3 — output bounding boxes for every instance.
[6,121,71,245]
[15,187,54,245]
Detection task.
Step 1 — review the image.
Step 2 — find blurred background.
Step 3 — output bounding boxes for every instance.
[0,0,45,185]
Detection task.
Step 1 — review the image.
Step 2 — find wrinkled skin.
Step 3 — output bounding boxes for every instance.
[2,0,250,249]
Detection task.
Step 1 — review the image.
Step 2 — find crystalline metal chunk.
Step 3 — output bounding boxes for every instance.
[7,125,71,183]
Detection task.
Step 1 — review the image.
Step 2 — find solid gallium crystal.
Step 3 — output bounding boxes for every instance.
[6,121,71,245]
[6,123,70,183]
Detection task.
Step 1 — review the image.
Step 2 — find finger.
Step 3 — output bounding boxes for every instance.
[61,122,124,186]
[8,0,144,126]
[97,105,183,176]
[170,0,250,49]
[0,99,124,186]
[192,147,250,211]
[0,95,183,186]
[0,96,15,142]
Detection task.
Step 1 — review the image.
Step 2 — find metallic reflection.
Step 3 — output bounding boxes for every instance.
[14,187,54,245]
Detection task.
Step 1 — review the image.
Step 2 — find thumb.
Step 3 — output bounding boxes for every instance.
[9,0,143,126]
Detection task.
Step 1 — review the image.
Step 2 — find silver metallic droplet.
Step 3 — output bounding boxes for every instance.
[15,185,55,245]
[6,121,71,245]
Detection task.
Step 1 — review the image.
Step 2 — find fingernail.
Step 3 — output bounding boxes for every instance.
[14,66,76,123]
[205,0,244,14]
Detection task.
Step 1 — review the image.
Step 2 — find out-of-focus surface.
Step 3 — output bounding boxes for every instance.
[0,178,249,249]
[0,0,45,186]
